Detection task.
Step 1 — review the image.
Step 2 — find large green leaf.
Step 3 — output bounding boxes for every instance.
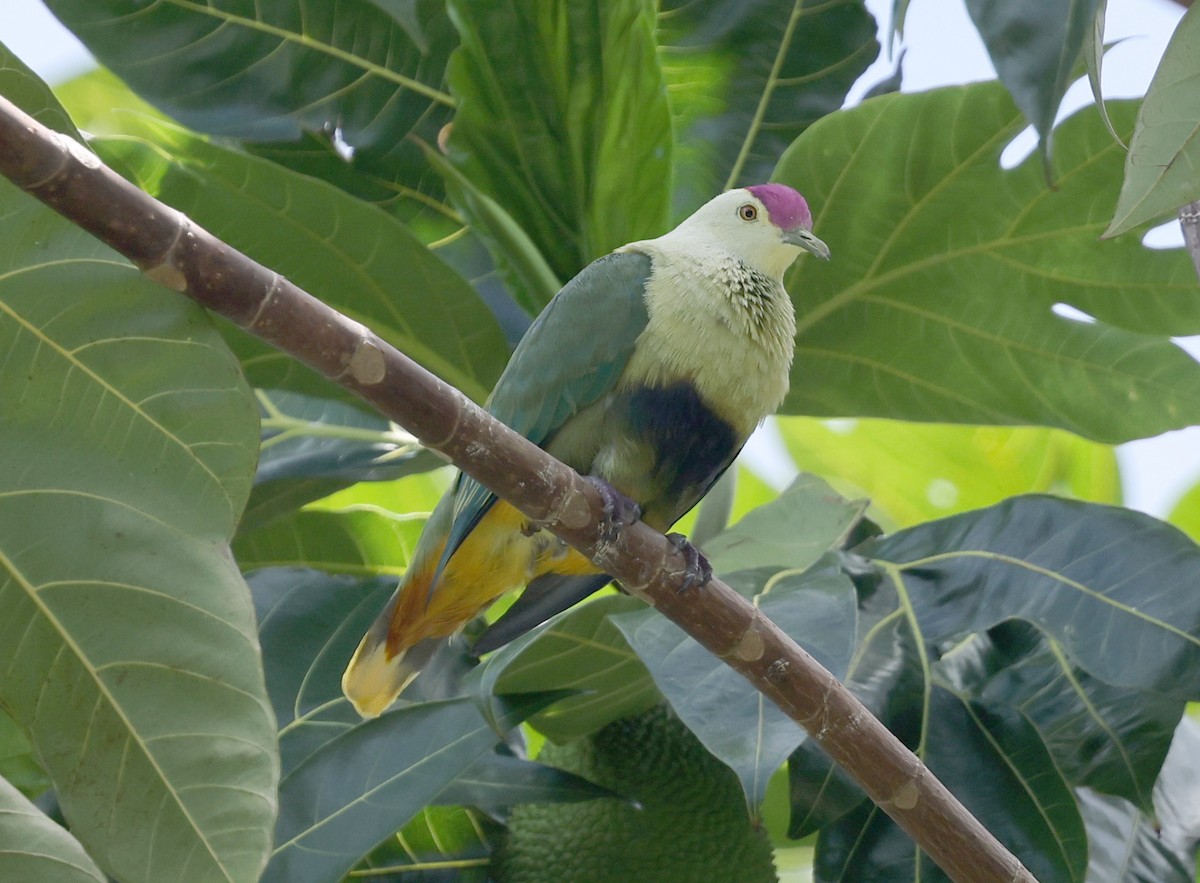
[778,417,1119,530]
[700,473,869,573]
[658,0,878,210]
[0,777,105,883]
[962,0,1102,169]
[444,0,672,293]
[44,0,458,217]
[0,711,49,799]
[240,389,442,533]
[1106,4,1200,237]
[614,566,857,810]
[865,496,1200,699]
[0,101,275,883]
[470,594,659,742]
[814,686,1088,883]
[777,84,1200,442]
[266,693,558,883]
[91,126,508,403]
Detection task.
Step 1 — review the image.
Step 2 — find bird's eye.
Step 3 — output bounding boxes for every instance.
[738,203,758,222]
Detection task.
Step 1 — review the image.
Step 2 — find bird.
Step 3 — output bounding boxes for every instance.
[342,183,829,718]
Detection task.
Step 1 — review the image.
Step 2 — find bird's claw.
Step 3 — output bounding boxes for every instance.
[585,476,641,543]
[666,533,712,592]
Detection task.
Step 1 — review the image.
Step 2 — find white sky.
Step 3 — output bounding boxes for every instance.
[3,0,1197,516]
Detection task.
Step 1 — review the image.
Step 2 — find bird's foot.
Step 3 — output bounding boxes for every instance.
[585,476,641,543]
[666,533,712,593]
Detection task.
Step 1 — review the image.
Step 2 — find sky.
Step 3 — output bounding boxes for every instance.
[2,0,1196,516]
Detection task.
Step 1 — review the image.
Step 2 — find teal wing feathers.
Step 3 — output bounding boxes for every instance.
[435,251,653,574]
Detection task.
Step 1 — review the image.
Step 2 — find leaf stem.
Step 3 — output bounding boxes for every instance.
[724,0,806,189]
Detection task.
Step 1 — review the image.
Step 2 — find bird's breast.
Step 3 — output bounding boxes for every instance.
[615,247,796,437]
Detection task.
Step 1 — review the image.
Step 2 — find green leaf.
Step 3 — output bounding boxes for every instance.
[436,751,616,811]
[1079,791,1193,882]
[0,148,275,883]
[235,507,427,576]
[702,473,869,573]
[0,712,49,800]
[613,565,858,808]
[865,496,1200,699]
[356,804,493,881]
[240,389,442,533]
[963,0,1102,169]
[470,595,660,742]
[266,693,559,883]
[814,686,1088,883]
[1106,4,1200,236]
[1168,475,1200,543]
[444,0,672,290]
[92,127,508,403]
[0,777,105,883]
[1080,3,1125,148]
[777,84,1200,442]
[941,623,1183,814]
[45,0,458,216]
[658,0,878,206]
[778,417,1120,530]
[0,40,82,139]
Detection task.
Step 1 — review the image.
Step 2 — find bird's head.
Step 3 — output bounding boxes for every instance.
[673,184,830,279]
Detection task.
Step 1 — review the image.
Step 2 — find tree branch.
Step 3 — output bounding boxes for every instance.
[0,95,1034,883]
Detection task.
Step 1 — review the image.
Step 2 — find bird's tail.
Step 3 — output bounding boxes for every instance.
[342,590,444,718]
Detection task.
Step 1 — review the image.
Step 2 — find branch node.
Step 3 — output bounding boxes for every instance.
[139,216,190,292]
[345,338,387,385]
[22,130,82,189]
[733,622,766,662]
[245,274,282,329]
[889,776,921,811]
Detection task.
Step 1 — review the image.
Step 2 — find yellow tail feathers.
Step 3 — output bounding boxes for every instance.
[341,633,423,718]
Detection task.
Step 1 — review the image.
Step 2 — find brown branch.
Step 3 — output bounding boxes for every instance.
[0,95,1034,883]
[1180,201,1200,281]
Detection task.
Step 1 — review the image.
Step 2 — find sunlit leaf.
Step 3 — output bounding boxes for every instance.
[777,85,1200,442]
[1106,4,1200,236]
[778,417,1119,530]
[444,0,672,292]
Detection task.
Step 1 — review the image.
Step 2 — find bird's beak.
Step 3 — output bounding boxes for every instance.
[784,227,831,261]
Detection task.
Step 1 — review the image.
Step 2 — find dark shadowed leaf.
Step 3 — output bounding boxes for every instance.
[777,85,1200,442]
[436,751,617,812]
[658,0,878,211]
[45,0,458,217]
[444,0,672,293]
[240,390,443,533]
[865,496,1200,699]
[963,0,1102,169]
[470,595,659,742]
[941,624,1183,814]
[814,687,1088,883]
[265,693,558,883]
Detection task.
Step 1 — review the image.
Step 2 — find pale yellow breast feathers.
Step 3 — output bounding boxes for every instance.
[614,242,796,437]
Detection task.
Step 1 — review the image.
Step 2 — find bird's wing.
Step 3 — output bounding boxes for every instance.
[432,251,653,583]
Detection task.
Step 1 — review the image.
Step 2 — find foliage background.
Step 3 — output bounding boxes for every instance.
[1,1,1200,882]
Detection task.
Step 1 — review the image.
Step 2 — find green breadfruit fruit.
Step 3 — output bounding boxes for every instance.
[493,704,777,883]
